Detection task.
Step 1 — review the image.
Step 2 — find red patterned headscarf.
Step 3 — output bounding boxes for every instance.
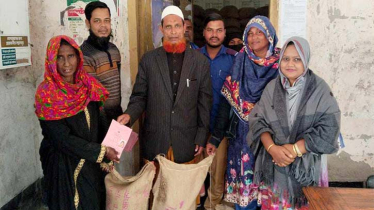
[35,35,109,120]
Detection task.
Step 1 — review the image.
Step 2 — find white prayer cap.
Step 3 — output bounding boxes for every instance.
[161,5,184,20]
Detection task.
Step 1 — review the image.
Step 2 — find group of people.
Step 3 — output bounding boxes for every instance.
[34,2,341,210]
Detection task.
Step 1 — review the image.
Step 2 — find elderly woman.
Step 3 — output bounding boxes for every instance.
[35,35,119,210]
[247,36,341,209]
[206,16,280,209]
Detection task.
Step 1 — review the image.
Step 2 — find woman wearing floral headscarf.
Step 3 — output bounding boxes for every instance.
[206,16,280,209]
[247,36,341,209]
[35,35,119,210]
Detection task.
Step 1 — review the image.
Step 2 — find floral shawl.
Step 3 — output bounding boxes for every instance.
[221,16,280,122]
[35,35,109,120]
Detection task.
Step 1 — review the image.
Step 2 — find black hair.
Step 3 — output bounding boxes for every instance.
[60,39,80,59]
[60,39,69,45]
[84,1,111,21]
[203,13,224,28]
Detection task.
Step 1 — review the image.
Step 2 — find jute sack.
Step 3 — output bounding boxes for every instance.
[152,154,214,210]
[105,162,156,210]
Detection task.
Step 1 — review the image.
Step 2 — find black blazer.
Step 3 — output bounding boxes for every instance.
[125,46,212,163]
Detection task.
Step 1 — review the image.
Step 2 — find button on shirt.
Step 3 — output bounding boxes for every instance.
[198,45,236,131]
[167,52,185,101]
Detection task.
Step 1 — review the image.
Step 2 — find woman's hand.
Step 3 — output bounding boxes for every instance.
[281,144,297,158]
[105,147,120,163]
[206,143,217,155]
[268,145,295,167]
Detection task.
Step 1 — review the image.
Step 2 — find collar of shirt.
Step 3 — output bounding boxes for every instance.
[200,45,228,61]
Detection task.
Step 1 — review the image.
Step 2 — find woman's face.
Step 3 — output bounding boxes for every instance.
[247,27,269,55]
[57,44,78,84]
[280,44,305,86]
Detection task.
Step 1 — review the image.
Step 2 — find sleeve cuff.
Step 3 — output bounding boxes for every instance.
[209,136,221,148]
[96,145,106,163]
[123,111,134,126]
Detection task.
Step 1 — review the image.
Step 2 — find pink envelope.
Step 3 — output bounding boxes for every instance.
[102,120,133,159]
[124,131,138,152]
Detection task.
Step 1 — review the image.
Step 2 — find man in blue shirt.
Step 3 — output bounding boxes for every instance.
[198,13,237,209]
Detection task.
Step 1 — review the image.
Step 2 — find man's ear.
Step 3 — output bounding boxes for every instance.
[85,19,90,29]
[159,24,164,35]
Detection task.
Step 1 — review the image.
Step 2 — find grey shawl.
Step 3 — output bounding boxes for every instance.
[246,69,341,201]
[279,36,311,129]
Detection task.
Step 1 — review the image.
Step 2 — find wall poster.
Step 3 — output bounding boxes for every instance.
[61,0,119,44]
[0,0,31,70]
[279,0,307,46]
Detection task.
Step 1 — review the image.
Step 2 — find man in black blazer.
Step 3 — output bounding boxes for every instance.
[118,6,212,163]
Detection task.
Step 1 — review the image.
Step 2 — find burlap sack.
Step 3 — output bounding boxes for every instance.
[220,6,239,19]
[225,26,242,35]
[152,154,214,210]
[193,4,206,18]
[193,17,204,28]
[240,18,251,28]
[224,18,241,28]
[105,162,156,210]
[256,6,269,17]
[205,8,220,16]
[238,7,257,19]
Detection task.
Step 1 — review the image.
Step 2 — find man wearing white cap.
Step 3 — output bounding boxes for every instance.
[118,6,212,164]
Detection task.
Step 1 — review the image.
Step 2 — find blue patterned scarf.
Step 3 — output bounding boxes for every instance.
[221,16,280,122]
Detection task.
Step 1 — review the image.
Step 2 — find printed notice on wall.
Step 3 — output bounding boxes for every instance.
[0,0,31,70]
[279,0,307,46]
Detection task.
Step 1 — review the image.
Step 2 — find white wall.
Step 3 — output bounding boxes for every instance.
[307,0,374,181]
[0,66,42,206]
[0,0,131,206]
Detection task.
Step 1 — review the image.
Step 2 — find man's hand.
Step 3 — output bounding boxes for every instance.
[206,143,217,155]
[105,146,120,163]
[194,145,204,156]
[117,114,131,125]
